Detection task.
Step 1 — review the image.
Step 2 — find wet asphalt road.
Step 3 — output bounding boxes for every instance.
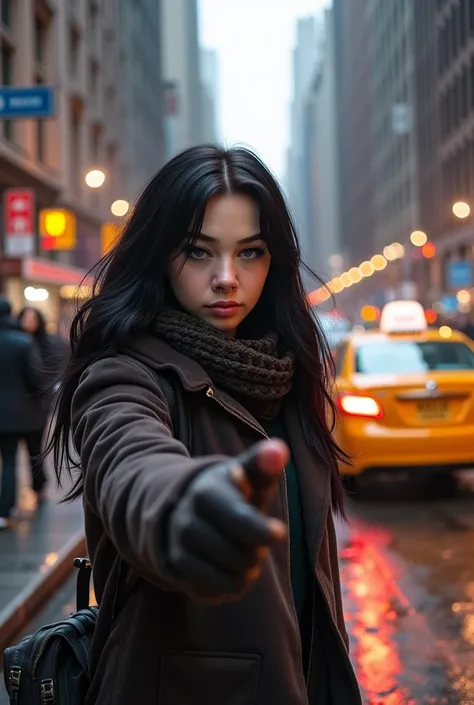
[340,470,474,705]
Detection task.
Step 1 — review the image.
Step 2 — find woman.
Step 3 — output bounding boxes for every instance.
[50,145,361,704]
[18,307,68,497]
[18,307,69,390]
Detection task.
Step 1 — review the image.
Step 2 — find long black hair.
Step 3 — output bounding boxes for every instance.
[49,144,347,515]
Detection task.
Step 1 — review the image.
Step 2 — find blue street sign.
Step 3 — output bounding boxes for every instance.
[0,86,54,119]
[447,261,473,289]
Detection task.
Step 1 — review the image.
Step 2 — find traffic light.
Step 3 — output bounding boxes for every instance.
[100,222,123,256]
[39,209,76,251]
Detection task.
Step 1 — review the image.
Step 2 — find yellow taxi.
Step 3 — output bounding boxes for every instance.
[334,301,474,476]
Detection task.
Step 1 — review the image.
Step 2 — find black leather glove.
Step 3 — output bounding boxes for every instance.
[167,439,288,602]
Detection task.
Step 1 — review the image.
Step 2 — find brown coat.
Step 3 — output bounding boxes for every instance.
[72,334,361,705]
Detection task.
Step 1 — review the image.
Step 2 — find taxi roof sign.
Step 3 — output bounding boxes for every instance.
[380,300,427,334]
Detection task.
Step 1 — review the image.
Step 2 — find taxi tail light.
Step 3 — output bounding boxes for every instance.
[337,393,384,419]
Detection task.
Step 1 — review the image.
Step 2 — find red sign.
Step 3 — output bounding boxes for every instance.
[4,188,35,255]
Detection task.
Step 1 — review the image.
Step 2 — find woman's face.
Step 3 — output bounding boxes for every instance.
[20,308,40,334]
[168,194,271,337]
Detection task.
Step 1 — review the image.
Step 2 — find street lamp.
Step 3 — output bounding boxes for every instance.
[111,199,130,217]
[453,201,470,219]
[85,169,106,189]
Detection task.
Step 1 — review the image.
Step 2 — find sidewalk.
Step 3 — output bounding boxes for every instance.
[0,448,85,652]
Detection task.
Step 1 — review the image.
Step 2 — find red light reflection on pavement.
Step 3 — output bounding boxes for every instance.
[340,538,416,705]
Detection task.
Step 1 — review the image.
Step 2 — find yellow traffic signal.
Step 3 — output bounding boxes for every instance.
[101,222,123,256]
[39,209,76,251]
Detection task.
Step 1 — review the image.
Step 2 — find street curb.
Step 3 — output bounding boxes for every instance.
[0,529,86,653]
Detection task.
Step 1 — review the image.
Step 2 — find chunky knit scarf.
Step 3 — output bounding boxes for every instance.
[154,309,294,421]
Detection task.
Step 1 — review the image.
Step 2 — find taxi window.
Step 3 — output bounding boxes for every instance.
[355,340,474,374]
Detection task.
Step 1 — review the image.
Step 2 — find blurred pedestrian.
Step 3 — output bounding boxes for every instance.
[0,297,46,529]
[49,145,361,704]
[18,306,69,391]
[17,307,68,499]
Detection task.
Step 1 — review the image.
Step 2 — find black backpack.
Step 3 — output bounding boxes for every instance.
[3,373,189,705]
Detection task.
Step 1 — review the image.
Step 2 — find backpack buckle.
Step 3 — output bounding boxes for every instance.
[40,679,56,703]
[9,666,21,691]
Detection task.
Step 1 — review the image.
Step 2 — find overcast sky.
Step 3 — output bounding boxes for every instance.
[198,0,331,181]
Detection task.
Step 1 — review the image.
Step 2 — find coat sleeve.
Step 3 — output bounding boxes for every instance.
[72,354,228,589]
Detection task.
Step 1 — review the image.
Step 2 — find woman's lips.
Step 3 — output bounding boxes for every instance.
[206,302,242,317]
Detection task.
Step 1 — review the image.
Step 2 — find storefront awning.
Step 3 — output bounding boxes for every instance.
[0,256,92,287]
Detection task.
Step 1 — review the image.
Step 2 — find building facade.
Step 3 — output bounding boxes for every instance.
[200,48,219,144]
[426,0,474,302]
[116,0,164,201]
[0,0,165,330]
[303,8,342,282]
[161,0,204,157]
[368,0,419,253]
[331,0,474,312]
[285,16,321,267]
[332,0,375,269]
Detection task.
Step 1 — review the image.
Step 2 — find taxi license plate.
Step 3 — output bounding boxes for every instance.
[417,400,449,420]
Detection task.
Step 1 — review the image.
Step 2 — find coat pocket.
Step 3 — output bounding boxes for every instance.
[159,651,261,705]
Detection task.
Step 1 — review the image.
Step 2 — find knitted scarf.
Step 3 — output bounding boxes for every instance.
[154,309,295,421]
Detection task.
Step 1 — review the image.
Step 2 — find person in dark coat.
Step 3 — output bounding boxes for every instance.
[18,306,69,390]
[49,145,362,704]
[0,297,46,529]
[17,306,69,496]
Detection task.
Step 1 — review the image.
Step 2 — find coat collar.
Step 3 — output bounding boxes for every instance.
[123,332,212,393]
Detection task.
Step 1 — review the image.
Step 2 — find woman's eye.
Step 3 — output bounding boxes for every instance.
[186,246,209,259]
[239,247,267,259]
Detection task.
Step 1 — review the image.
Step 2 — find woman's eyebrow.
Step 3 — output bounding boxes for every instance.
[197,233,263,244]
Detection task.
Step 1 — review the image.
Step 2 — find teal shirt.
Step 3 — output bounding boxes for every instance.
[264,418,311,617]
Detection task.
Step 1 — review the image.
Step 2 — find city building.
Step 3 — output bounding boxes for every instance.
[331,0,474,312]
[116,0,165,201]
[200,48,220,143]
[332,0,375,269]
[368,0,420,255]
[303,8,342,283]
[161,0,204,157]
[285,16,321,269]
[417,0,474,303]
[333,0,420,270]
[0,0,165,332]
[332,0,423,310]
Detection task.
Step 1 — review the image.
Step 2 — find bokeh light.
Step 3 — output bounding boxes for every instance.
[453,201,470,219]
[410,230,428,247]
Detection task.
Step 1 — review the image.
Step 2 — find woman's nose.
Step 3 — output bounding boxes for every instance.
[212,258,238,291]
